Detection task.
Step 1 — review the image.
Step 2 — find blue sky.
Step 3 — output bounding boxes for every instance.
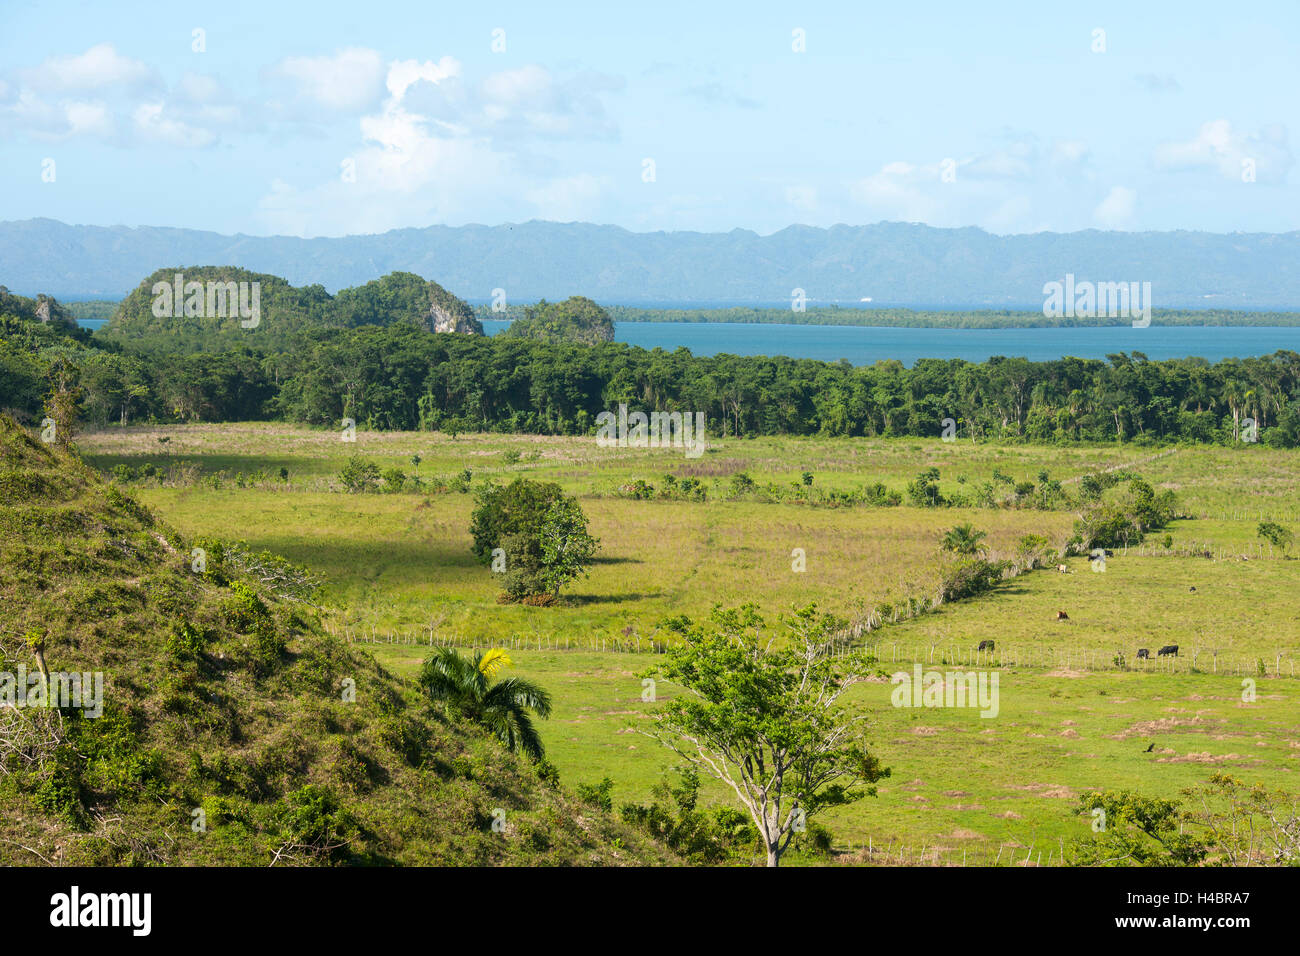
[1,0,1296,237]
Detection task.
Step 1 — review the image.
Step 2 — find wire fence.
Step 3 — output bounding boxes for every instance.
[840,837,1073,867]
[331,624,1297,678]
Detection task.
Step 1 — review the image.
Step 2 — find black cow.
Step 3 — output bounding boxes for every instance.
[1157,645,1179,657]
[977,640,994,652]
[1136,648,1150,659]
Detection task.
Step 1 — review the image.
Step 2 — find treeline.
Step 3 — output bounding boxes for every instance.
[6,285,1300,447]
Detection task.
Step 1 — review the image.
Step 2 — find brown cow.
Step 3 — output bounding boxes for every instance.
[1056,610,1069,621]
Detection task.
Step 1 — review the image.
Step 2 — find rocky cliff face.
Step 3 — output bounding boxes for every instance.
[428,305,482,334]
[425,284,484,335]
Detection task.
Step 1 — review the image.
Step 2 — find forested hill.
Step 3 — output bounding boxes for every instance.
[98,268,483,350]
[6,217,1300,308]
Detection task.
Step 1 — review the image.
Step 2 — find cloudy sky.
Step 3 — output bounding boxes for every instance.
[1,0,1296,237]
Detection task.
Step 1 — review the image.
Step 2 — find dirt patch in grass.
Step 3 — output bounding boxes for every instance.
[1108,715,1227,740]
[1007,783,1076,799]
[1156,752,1262,765]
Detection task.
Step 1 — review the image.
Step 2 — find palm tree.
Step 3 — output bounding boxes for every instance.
[940,523,987,556]
[418,648,552,760]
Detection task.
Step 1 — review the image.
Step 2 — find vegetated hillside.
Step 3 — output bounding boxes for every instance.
[6,217,1300,308]
[97,267,481,351]
[498,296,614,345]
[0,415,672,865]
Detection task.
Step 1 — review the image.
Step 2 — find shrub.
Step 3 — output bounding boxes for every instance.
[339,455,381,493]
[939,556,1009,602]
[381,467,406,492]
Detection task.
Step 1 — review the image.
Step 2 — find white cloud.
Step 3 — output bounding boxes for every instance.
[1093,186,1137,229]
[1154,120,1293,183]
[385,56,461,103]
[1051,139,1089,166]
[963,144,1033,180]
[21,43,156,93]
[255,56,624,235]
[850,161,944,222]
[272,48,389,113]
[132,102,217,148]
[527,173,606,221]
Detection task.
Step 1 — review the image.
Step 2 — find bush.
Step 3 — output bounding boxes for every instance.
[575,776,615,812]
[906,468,946,507]
[381,467,406,492]
[939,556,1009,602]
[339,455,381,493]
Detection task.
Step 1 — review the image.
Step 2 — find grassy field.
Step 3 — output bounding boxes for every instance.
[365,644,1299,864]
[73,423,1300,864]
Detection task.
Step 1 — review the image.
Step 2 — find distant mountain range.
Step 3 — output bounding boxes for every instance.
[4,217,1300,309]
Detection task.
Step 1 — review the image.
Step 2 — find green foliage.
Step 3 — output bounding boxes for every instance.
[339,455,381,493]
[940,523,987,555]
[939,556,1010,602]
[1069,790,1208,866]
[575,775,615,812]
[646,604,889,866]
[417,647,553,761]
[1257,521,1294,557]
[500,296,614,345]
[620,769,762,864]
[907,468,946,507]
[470,478,598,599]
[1073,477,1178,550]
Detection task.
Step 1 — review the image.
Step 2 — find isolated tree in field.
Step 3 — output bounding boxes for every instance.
[1257,521,1293,558]
[418,647,552,760]
[470,478,599,600]
[940,523,987,556]
[537,496,599,598]
[644,604,890,867]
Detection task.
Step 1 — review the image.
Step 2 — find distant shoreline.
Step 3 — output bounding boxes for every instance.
[71,299,1300,330]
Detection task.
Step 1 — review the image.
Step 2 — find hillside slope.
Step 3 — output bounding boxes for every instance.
[0,415,671,865]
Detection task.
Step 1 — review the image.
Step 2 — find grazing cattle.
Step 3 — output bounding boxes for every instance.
[1136,648,1150,659]
[1056,564,1070,573]
[1144,743,1154,753]
[1056,610,1069,621]
[1157,644,1179,657]
[1104,549,1115,557]
[977,640,994,652]
[1189,586,1197,592]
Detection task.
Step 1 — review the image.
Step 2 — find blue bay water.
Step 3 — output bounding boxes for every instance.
[482,320,1300,366]
[77,317,1300,366]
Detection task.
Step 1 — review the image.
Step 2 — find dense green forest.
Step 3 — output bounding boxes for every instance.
[4,277,1300,446]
